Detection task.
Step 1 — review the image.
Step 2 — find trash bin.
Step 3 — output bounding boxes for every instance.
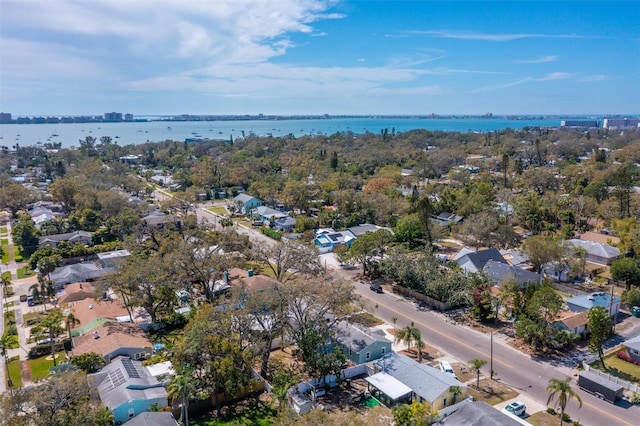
[632,306,640,318]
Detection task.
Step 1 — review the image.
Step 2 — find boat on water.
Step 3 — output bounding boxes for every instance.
[115,136,120,139]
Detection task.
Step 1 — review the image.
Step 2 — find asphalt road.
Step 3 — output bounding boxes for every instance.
[156,193,640,425]
[351,282,640,426]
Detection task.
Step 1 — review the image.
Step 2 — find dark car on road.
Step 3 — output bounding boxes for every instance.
[370,284,383,293]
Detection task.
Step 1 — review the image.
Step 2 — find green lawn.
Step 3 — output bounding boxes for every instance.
[1,238,7,245]
[7,357,22,389]
[206,206,228,215]
[14,251,24,263]
[17,266,34,279]
[591,353,640,384]
[1,271,10,282]
[189,403,277,426]
[1,244,9,264]
[528,411,574,426]
[0,226,7,234]
[28,351,66,381]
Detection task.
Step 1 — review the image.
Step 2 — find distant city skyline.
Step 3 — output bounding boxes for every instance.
[1,1,638,116]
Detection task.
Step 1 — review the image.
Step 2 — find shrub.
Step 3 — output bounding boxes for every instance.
[630,392,640,404]
[260,226,282,240]
[547,407,556,415]
[616,349,640,366]
[28,342,66,358]
[562,412,571,422]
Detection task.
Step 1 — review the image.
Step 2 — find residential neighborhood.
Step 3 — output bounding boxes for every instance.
[1,124,640,426]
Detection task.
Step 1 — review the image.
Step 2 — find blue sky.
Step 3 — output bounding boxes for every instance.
[1,0,638,116]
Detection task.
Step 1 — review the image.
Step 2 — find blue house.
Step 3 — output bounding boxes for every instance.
[233,194,262,214]
[314,229,357,254]
[566,292,621,318]
[88,357,168,425]
[273,216,297,233]
[333,322,391,364]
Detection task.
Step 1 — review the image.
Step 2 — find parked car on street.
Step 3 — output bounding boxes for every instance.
[369,284,383,293]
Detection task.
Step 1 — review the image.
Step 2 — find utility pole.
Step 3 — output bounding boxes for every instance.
[490,331,494,380]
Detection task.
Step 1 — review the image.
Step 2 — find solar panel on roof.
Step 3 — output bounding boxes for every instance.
[108,369,126,388]
[121,358,141,379]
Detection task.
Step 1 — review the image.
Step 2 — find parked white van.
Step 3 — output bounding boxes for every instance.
[439,360,456,378]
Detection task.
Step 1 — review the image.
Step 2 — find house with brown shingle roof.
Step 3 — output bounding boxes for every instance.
[73,322,153,362]
[57,282,96,304]
[554,311,588,338]
[227,268,278,292]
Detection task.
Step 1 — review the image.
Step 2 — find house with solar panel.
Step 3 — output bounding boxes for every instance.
[88,357,168,424]
[313,228,357,254]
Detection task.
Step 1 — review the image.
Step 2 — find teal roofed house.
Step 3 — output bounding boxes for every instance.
[233,193,262,214]
[333,321,392,364]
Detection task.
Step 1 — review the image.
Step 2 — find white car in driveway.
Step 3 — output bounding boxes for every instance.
[503,401,526,417]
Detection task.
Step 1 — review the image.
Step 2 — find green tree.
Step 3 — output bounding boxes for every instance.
[469,358,487,389]
[12,214,41,258]
[611,257,640,290]
[622,286,640,308]
[393,213,426,247]
[587,306,613,367]
[252,241,323,283]
[31,309,64,366]
[546,377,582,426]
[343,229,393,277]
[0,371,114,425]
[168,372,198,426]
[522,236,564,273]
[392,401,437,426]
[70,352,106,373]
[173,305,254,415]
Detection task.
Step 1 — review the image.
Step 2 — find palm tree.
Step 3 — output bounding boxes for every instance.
[1,274,11,313]
[168,373,197,426]
[0,334,13,395]
[391,316,397,332]
[547,377,582,426]
[411,328,424,362]
[31,309,64,366]
[450,386,462,405]
[65,312,80,340]
[394,325,414,353]
[469,358,487,389]
[28,282,42,309]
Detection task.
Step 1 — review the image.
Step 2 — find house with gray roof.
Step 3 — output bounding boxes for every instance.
[623,335,640,363]
[433,212,464,226]
[233,193,262,214]
[369,352,467,410]
[483,260,542,289]
[566,239,620,265]
[566,292,621,318]
[124,412,177,426]
[38,230,93,248]
[253,205,287,221]
[333,322,391,364]
[347,223,393,237]
[455,248,507,274]
[50,261,113,288]
[88,357,168,425]
[442,401,522,426]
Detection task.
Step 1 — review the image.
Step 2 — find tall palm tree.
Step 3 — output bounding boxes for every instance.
[411,327,424,362]
[28,283,42,309]
[31,309,63,366]
[1,274,11,313]
[450,386,462,405]
[65,312,80,340]
[0,334,13,395]
[547,377,582,426]
[469,358,487,389]
[391,316,397,332]
[394,325,414,353]
[168,373,197,426]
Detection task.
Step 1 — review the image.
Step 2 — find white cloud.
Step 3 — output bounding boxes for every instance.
[515,55,558,64]
[579,75,609,82]
[409,30,581,42]
[371,86,444,96]
[471,78,532,93]
[535,72,574,81]
[357,58,366,62]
